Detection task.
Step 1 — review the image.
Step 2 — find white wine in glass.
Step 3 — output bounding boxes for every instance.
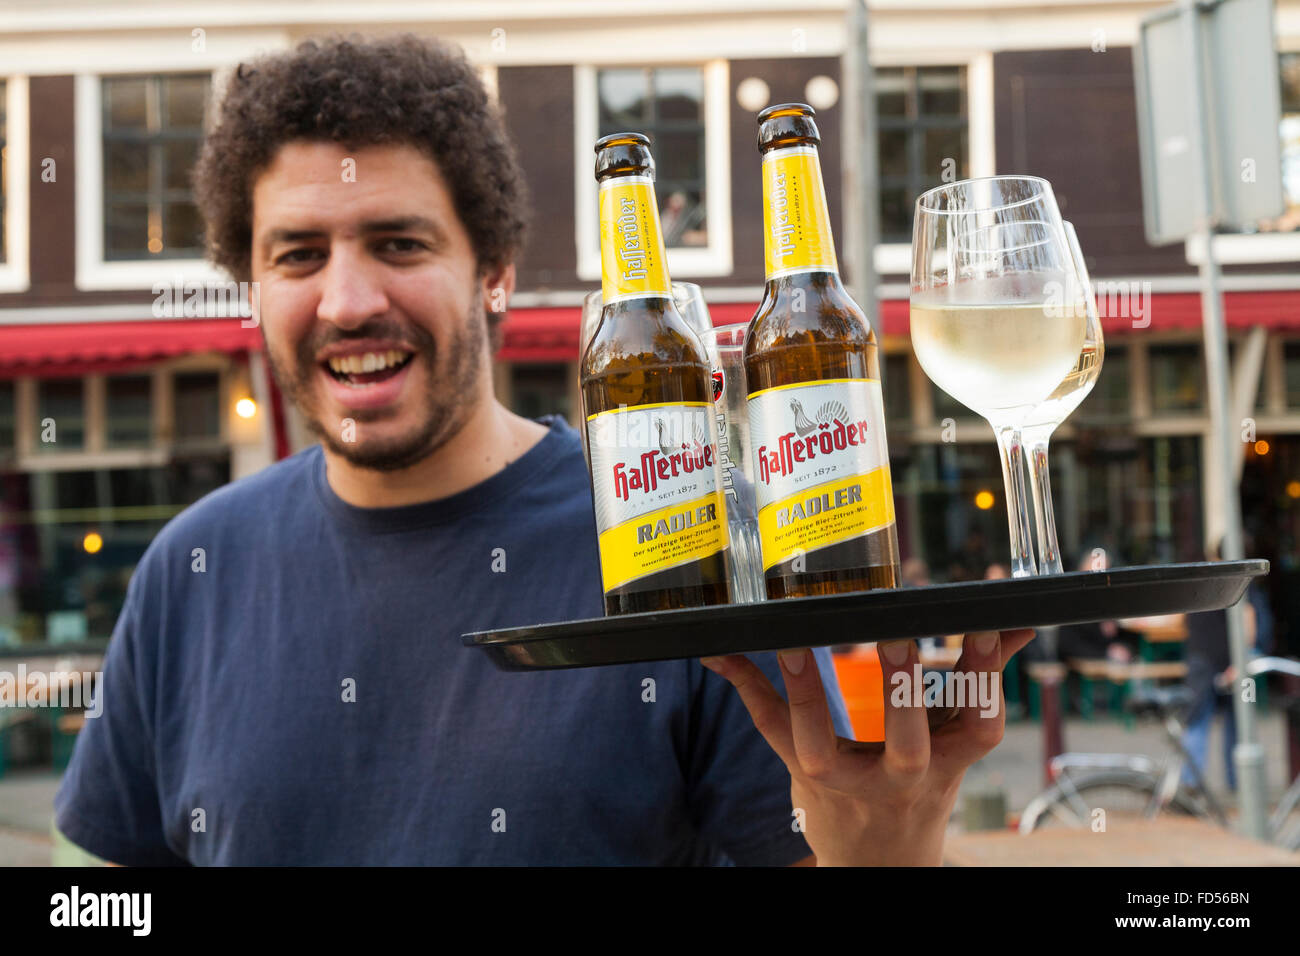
[909,299,1088,419]
[1021,221,1104,575]
[910,177,1087,578]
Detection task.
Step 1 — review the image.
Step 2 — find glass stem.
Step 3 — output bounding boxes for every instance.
[993,424,1038,578]
[1022,424,1064,575]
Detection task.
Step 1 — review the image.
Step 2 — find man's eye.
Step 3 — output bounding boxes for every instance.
[380,237,424,254]
[277,248,323,265]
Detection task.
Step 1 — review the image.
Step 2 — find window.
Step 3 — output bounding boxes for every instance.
[877,67,968,244]
[0,76,28,292]
[102,74,209,260]
[883,354,911,425]
[0,380,13,454]
[1285,342,1300,408]
[0,78,6,265]
[576,61,730,280]
[931,381,977,422]
[598,67,707,248]
[1071,435,1203,565]
[511,365,571,422]
[901,441,1004,582]
[173,371,221,441]
[1186,52,1300,263]
[1,456,230,648]
[106,375,152,448]
[37,379,86,451]
[1267,52,1299,233]
[1077,346,1129,422]
[1149,344,1202,414]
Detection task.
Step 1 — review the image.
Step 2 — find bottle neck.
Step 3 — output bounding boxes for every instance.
[761,144,839,283]
[598,173,673,304]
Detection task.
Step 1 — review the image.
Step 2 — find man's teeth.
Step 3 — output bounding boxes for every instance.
[327,350,411,375]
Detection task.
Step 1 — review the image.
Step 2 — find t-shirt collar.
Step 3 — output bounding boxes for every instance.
[310,415,571,534]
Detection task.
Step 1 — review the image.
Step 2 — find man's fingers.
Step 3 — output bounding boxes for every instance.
[998,628,1037,668]
[778,648,857,788]
[876,639,931,785]
[699,655,798,768]
[931,629,1022,778]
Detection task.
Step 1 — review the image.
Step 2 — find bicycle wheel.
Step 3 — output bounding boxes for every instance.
[1020,770,1210,832]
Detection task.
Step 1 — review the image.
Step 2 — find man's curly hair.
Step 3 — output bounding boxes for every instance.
[193,34,528,339]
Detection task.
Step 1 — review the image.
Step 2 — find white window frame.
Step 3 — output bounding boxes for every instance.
[75,71,226,291]
[574,60,733,282]
[0,75,30,293]
[478,64,499,106]
[1184,40,1300,267]
[872,52,995,277]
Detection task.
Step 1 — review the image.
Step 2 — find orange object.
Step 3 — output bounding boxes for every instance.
[832,646,886,742]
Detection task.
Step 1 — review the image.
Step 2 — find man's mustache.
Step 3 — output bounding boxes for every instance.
[294,320,436,371]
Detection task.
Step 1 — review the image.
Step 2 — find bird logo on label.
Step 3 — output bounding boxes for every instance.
[790,398,849,437]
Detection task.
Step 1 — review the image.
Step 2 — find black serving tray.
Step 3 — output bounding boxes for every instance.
[462,560,1267,671]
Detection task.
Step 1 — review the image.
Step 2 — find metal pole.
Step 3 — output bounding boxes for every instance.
[1182,0,1267,840]
[844,0,881,343]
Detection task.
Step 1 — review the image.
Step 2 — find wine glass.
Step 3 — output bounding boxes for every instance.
[1021,221,1104,575]
[578,290,605,469]
[910,176,1088,578]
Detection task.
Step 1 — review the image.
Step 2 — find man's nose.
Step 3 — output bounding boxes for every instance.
[316,245,390,329]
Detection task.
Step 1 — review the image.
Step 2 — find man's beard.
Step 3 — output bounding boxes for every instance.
[264,295,488,473]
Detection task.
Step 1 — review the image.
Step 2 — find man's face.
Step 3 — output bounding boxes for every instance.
[250,141,501,471]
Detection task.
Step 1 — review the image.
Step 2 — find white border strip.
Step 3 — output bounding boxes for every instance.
[0,76,30,293]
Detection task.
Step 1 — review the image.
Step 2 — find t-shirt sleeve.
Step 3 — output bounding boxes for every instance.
[53,568,187,866]
[686,647,852,866]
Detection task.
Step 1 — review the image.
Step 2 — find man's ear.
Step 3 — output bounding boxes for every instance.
[481,262,517,318]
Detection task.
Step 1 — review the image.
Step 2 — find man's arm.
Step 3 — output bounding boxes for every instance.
[52,564,187,866]
[687,649,853,866]
[790,855,816,867]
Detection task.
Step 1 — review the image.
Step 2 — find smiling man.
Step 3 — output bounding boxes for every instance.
[53,35,1030,866]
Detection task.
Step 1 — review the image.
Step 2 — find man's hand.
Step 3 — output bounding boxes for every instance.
[700,628,1035,866]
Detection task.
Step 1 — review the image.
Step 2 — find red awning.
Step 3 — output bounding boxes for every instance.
[497,307,579,362]
[497,301,764,362]
[499,290,1300,362]
[0,319,263,378]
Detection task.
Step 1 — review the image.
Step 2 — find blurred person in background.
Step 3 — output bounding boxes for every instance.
[1181,542,1260,793]
[1242,532,1275,657]
[1056,549,1138,713]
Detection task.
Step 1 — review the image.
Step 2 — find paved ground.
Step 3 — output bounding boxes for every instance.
[0,771,61,866]
[0,711,1291,865]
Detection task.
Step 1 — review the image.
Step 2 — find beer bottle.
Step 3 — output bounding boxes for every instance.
[581,133,731,615]
[745,104,901,599]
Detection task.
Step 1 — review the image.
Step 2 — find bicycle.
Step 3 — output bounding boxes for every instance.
[1018,656,1300,849]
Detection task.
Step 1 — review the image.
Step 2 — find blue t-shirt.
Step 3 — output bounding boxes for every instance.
[54,416,852,865]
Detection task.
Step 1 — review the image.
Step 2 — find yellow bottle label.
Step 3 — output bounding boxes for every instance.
[746,378,895,571]
[586,401,729,594]
[762,145,839,280]
[599,176,672,304]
